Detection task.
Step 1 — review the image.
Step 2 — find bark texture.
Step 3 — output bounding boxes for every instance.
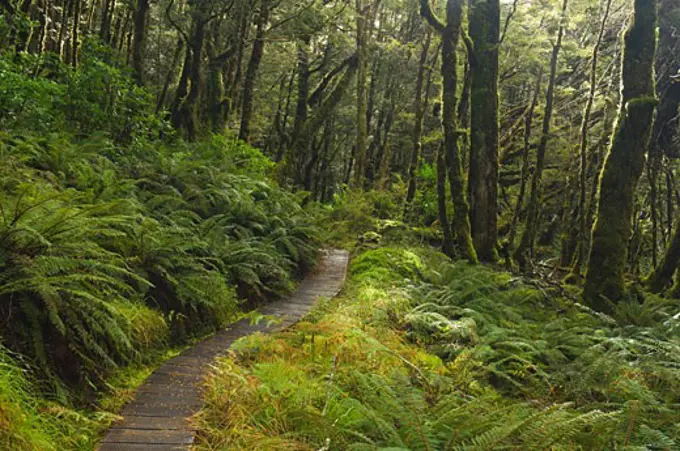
[584,0,658,310]
[420,0,478,263]
[468,0,500,262]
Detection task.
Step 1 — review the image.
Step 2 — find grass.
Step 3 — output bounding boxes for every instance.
[193,246,680,450]
[0,340,188,450]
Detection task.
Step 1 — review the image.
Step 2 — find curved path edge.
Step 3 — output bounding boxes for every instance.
[98,249,350,451]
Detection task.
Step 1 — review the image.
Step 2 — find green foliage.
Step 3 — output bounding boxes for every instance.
[319,187,441,251]
[350,247,424,284]
[0,184,147,393]
[0,347,54,450]
[195,246,680,450]
[0,40,162,141]
[0,129,320,395]
[0,50,323,445]
[406,261,680,449]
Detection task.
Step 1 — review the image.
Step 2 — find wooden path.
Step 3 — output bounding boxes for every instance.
[98,249,350,451]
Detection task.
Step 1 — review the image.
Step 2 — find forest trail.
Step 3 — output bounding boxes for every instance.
[97,249,350,451]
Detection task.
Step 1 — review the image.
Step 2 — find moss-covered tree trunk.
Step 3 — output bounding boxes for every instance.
[170,44,191,129]
[292,36,311,186]
[70,0,81,67]
[100,0,115,44]
[584,0,658,310]
[508,68,542,249]
[181,2,209,141]
[513,0,567,269]
[647,223,680,293]
[568,0,612,279]
[404,31,432,217]
[643,0,680,293]
[239,0,270,142]
[436,143,455,257]
[421,0,478,264]
[206,30,235,134]
[132,0,150,84]
[289,56,358,157]
[353,0,368,188]
[467,0,500,262]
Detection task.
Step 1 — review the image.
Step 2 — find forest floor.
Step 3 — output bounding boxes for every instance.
[189,242,680,450]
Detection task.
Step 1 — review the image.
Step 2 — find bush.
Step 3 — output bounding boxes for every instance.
[0,128,320,395]
[0,39,163,142]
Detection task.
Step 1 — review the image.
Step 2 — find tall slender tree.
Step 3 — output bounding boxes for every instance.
[420,0,478,264]
[514,0,568,269]
[404,30,432,217]
[467,0,500,262]
[239,0,270,142]
[569,0,613,279]
[584,0,658,310]
[353,0,370,188]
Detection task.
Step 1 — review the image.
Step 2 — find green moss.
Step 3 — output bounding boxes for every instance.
[350,246,425,283]
[584,99,657,310]
[584,0,658,310]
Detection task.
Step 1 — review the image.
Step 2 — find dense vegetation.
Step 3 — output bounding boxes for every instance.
[0,45,319,448]
[1,0,680,448]
[194,238,680,449]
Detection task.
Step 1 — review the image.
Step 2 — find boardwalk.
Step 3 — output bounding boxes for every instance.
[98,249,350,450]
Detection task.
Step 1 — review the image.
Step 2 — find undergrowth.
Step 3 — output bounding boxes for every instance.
[194,246,680,450]
[317,188,441,252]
[0,47,320,449]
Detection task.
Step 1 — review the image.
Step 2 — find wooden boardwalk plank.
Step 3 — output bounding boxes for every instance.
[97,249,349,451]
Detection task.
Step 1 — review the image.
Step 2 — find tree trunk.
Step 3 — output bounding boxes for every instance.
[291,36,311,185]
[224,5,251,124]
[290,56,359,157]
[643,0,680,291]
[436,143,455,257]
[508,68,542,249]
[100,0,115,44]
[275,67,296,162]
[468,0,500,262]
[420,0,478,263]
[183,4,208,141]
[70,0,80,66]
[513,0,568,269]
[156,38,184,113]
[239,0,270,142]
[584,0,658,311]
[569,0,612,279]
[132,0,150,84]
[353,0,369,188]
[647,221,680,293]
[57,0,71,61]
[404,30,432,216]
[170,45,192,130]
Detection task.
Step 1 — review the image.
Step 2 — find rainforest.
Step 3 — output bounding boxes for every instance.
[0,0,679,449]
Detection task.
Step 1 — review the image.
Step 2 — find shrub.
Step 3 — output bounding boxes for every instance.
[0,129,320,394]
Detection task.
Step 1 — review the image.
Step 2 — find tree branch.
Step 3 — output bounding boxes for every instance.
[499,0,519,45]
[419,0,445,33]
[0,0,14,15]
[308,55,354,107]
[166,0,191,47]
